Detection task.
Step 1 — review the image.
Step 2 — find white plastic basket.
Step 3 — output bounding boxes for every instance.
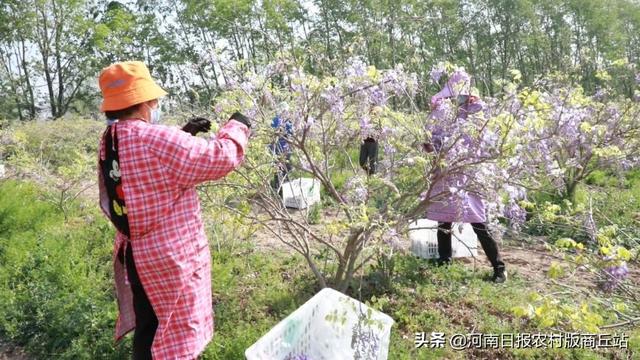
[0,164,4,178]
[281,178,321,209]
[408,219,478,259]
[245,288,395,360]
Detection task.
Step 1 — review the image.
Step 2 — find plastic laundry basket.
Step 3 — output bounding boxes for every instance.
[408,219,478,259]
[281,178,321,209]
[245,288,395,360]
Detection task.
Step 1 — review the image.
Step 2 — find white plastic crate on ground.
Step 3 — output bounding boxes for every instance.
[408,219,478,259]
[281,178,321,209]
[245,288,394,360]
[0,164,4,178]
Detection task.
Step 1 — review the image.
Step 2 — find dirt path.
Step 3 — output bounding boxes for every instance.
[0,340,29,360]
[250,209,640,292]
[499,241,639,287]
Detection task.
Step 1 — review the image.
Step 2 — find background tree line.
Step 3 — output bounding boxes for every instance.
[1,0,639,121]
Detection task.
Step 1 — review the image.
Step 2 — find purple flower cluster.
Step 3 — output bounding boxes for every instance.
[369,86,386,106]
[594,88,606,101]
[359,115,372,139]
[601,262,629,292]
[213,57,639,237]
[504,185,526,201]
[343,176,368,204]
[383,229,403,250]
[447,70,471,91]
[429,63,446,84]
[284,354,310,360]
[504,202,527,229]
[513,84,640,197]
[239,80,254,93]
[381,64,418,96]
[383,143,396,156]
[351,313,381,359]
[264,61,286,77]
[320,86,345,118]
[429,99,454,121]
[379,126,394,141]
[344,57,367,78]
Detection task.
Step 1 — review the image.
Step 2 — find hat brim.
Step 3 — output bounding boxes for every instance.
[431,83,475,106]
[100,82,168,112]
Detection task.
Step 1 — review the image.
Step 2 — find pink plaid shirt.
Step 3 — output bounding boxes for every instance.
[98,118,249,359]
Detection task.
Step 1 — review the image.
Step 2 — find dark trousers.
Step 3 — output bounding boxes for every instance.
[437,222,505,270]
[119,244,158,360]
[272,153,292,195]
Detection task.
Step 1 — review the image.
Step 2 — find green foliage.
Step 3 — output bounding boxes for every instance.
[512,216,638,344]
[524,168,640,254]
[0,178,637,358]
[4,117,102,171]
[3,0,640,119]
[199,240,638,359]
[2,118,104,217]
[587,172,640,250]
[511,293,605,333]
[524,199,592,243]
[585,170,622,188]
[0,180,129,359]
[200,239,317,359]
[307,202,322,225]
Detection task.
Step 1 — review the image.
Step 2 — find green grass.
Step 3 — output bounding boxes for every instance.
[202,246,639,359]
[582,169,640,249]
[372,257,637,359]
[1,178,638,359]
[202,240,318,359]
[0,180,129,359]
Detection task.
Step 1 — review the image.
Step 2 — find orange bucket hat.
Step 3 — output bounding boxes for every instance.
[99,61,168,112]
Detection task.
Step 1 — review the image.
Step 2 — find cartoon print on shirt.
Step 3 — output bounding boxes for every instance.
[115,183,125,200]
[113,199,127,216]
[110,160,121,181]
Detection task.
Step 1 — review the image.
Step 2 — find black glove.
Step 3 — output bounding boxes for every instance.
[182,117,211,136]
[359,137,378,176]
[422,142,435,153]
[229,111,251,129]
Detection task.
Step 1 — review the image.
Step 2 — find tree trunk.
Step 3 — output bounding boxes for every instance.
[19,38,36,119]
[53,0,65,118]
[333,228,363,292]
[0,48,24,121]
[37,5,57,118]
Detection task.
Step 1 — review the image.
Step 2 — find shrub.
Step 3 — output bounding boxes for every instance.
[0,180,129,359]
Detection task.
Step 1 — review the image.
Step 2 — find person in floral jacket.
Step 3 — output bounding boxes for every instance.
[97,61,251,359]
[424,70,507,283]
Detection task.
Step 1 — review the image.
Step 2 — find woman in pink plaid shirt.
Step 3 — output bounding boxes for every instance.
[97,61,251,359]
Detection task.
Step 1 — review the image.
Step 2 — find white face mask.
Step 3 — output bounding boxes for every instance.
[146,102,162,124]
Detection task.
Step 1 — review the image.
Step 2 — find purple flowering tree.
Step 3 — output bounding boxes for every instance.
[517,83,640,200]
[204,55,640,293]
[200,55,543,292]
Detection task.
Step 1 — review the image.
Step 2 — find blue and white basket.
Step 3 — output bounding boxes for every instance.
[408,219,478,259]
[281,178,321,209]
[245,288,394,360]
